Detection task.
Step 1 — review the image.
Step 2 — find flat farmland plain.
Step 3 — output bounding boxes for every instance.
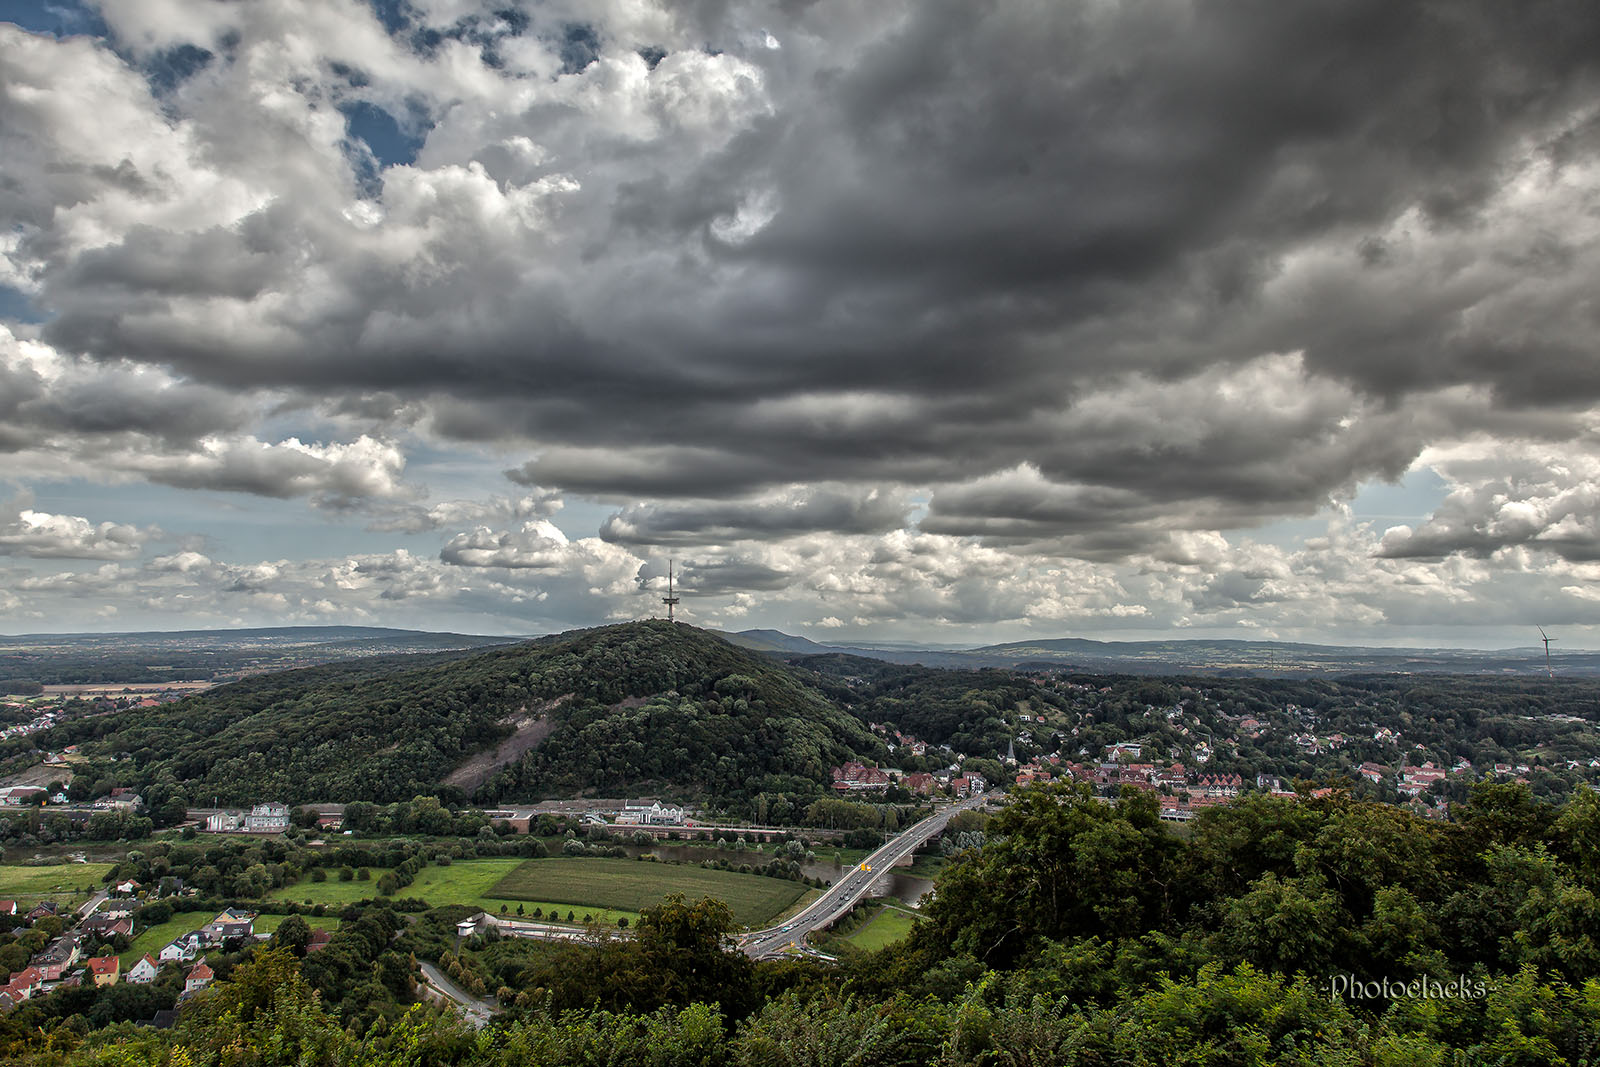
[488,858,808,927]
[265,859,636,924]
[0,863,115,907]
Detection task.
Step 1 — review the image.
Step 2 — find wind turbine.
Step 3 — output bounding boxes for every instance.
[1538,626,1556,679]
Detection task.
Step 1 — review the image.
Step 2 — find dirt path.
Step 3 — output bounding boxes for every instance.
[442,697,568,792]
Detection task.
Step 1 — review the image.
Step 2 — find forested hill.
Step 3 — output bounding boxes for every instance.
[35,622,884,806]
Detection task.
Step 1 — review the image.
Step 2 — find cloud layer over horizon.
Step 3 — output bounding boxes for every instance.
[4,0,1600,646]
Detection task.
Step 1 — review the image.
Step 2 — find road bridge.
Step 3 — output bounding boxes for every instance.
[740,791,995,959]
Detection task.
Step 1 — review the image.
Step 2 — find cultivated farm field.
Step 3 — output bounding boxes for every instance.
[487,857,808,927]
[265,856,809,927]
[267,858,638,924]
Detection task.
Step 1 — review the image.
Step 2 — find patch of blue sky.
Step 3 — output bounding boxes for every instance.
[546,498,613,541]
[1232,467,1450,548]
[142,41,214,97]
[0,0,105,39]
[0,285,47,324]
[341,99,426,171]
[1345,466,1450,525]
[367,0,410,34]
[387,439,617,543]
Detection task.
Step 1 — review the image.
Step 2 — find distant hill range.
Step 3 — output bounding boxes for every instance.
[0,625,521,686]
[727,628,1600,677]
[6,623,1597,687]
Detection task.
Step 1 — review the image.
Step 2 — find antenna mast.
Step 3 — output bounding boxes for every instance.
[662,560,681,623]
[1539,626,1556,679]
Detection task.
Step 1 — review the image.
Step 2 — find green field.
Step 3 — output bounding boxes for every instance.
[270,859,524,907]
[118,912,210,969]
[267,860,636,925]
[843,906,922,952]
[487,858,809,928]
[251,912,339,936]
[266,857,808,928]
[0,863,114,907]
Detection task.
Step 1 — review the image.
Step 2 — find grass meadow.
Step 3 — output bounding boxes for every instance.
[0,863,114,908]
[842,905,922,952]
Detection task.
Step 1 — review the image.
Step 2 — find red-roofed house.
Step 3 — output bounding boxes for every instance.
[126,955,160,984]
[950,774,986,797]
[3,966,43,1002]
[832,762,892,792]
[1358,762,1390,783]
[185,961,214,994]
[86,955,119,987]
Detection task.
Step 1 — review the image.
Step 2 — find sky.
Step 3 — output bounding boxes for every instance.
[3,0,1600,650]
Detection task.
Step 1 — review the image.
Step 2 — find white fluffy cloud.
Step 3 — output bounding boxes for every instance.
[0,498,152,560]
[1379,439,1600,562]
[0,327,412,506]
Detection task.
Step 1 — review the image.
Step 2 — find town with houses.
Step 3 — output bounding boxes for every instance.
[0,888,331,1020]
[0,688,192,747]
[1,661,1598,1032]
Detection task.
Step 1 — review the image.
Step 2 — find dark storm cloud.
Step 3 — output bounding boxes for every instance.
[0,346,250,447]
[60,225,282,301]
[675,557,793,596]
[599,486,908,545]
[7,1,1600,557]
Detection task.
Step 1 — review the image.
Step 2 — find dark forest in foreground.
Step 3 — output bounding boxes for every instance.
[1,782,1596,1065]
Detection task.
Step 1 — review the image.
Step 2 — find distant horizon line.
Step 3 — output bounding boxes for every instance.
[1,620,1596,656]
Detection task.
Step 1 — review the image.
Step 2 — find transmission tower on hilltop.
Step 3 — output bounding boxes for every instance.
[662,560,681,623]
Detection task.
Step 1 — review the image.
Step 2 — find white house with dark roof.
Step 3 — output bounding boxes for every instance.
[159,932,203,963]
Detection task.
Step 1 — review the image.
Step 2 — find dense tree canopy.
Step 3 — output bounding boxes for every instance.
[36,623,884,806]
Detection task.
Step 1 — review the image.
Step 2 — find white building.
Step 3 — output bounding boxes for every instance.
[245,803,290,833]
[615,801,685,826]
[159,933,202,963]
[206,811,244,833]
[208,802,290,834]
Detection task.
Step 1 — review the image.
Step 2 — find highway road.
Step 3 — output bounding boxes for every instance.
[740,791,995,958]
